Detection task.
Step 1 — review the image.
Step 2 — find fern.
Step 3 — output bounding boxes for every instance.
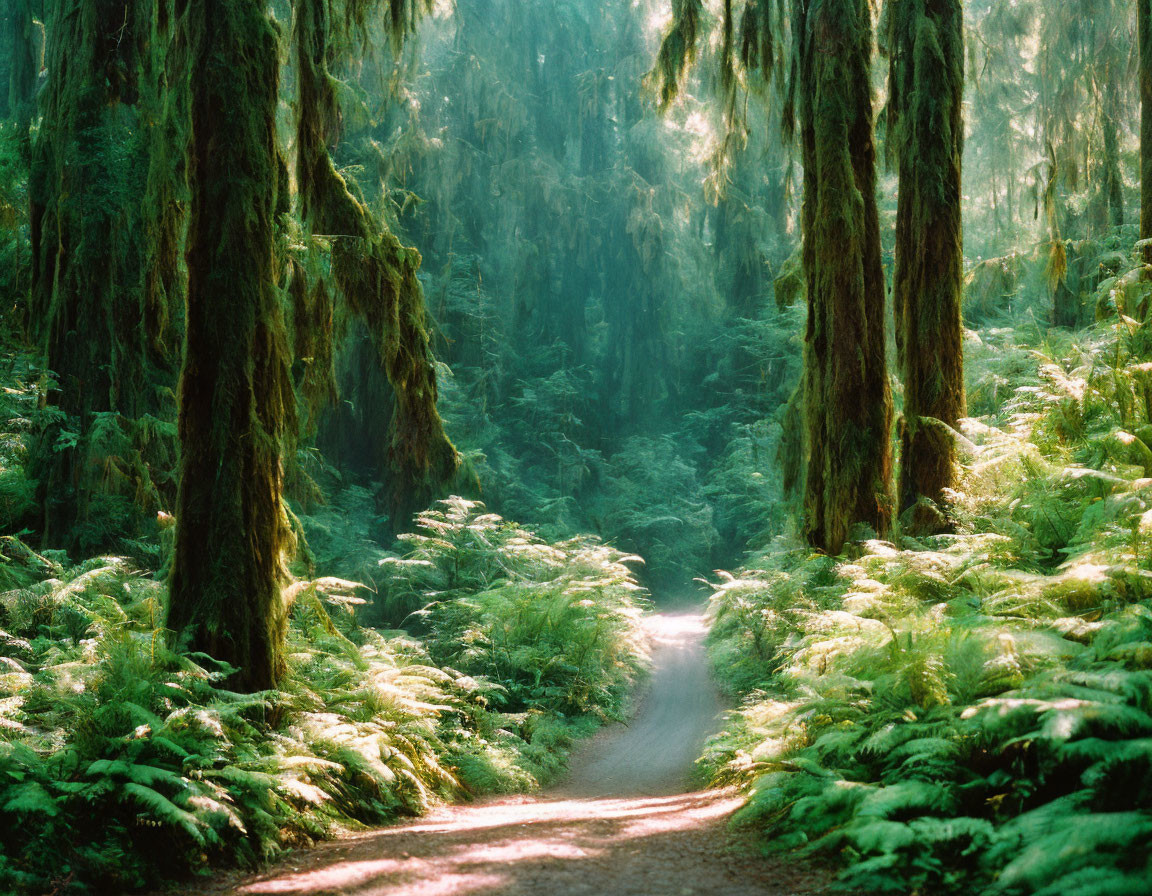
[704,251,1152,895]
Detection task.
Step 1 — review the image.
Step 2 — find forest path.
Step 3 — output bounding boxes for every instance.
[209,614,825,896]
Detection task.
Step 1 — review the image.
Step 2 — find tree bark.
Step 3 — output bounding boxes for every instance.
[29,0,178,550]
[7,0,38,131]
[1142,0,1152,263]
[889,0,966,527]
[798,0,893,555]
[167,0,294,693]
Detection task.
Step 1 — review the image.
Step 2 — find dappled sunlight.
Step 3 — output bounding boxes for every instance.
[644,612,709,647]
[227,615,774,896]
[239,790,747,896]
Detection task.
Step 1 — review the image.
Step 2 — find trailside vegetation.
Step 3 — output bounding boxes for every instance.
[0,501,647,891]
[704,243,1152,896]
[1,0,1150,893]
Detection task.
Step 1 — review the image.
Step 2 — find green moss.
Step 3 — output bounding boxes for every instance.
[797,0,893,554]
[1142,0,1152,263]
[166,0,294,693]
[6,0,39,132]
[28,0,180,551]
[294,0,458,532]
[887,0,966,527]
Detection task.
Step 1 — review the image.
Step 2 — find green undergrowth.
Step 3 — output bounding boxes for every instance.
[0,352,38,536]
[703,247,1152,895]
[0,499,649,893]
[374,497,652,789]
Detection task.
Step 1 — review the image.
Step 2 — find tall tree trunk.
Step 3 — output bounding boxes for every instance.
[1098,74,1124,231]
[798,0,893,555]
[8,0,38,131]
[889,0,966,528]
[167,0,294,693]
[29,0,178,550]
[1142,0,1152,263]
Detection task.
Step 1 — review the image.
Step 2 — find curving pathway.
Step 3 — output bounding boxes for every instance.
[196,614,826,896]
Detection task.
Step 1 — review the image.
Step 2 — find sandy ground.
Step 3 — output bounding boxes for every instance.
[184,614,827,896]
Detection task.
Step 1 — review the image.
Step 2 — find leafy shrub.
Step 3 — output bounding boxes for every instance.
[0,353,39,535]
[381,497,651,719]
[0,505,651,893]
[703,243,1152,896]
[595,436,720,593]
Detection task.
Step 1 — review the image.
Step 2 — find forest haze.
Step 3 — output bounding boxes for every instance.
[1,0,1151,894]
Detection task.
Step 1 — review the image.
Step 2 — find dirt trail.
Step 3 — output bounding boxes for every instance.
[557,614,724,798]
[208,614,825,896]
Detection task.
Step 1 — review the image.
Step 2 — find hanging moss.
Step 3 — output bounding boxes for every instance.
[797,0,893,554]
[649,0,891,553]
[1098,77,1124,230]
[649,0,703,110]
[773,245,804,310]
[7,0,40,132]
[28,0,181,551]
[167,0,295,693]
[294,0,458,532]
[887,0,965,530]
[140,0,188,379]
[286,249,338,438]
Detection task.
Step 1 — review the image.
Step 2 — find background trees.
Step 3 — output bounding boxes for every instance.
[1,0,1151,891]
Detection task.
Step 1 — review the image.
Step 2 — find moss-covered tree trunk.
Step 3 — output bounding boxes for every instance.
[889,0,965,528]
[1142,0,1152,264]
[29,0,180,551]
[7,0,38,131]
[167,0,294,693]
[1101,77,1123,230]
[798,0,893,555]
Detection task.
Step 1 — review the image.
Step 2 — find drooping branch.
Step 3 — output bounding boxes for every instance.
[294,0,458,532]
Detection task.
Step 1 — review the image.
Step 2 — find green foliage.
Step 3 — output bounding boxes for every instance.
[0,509,650,893]
[704,240,1152,896]
[380,497,651,719]
[596,436,720,594]
[0,353,38,535]
[0,126,29,338]
[350,0,797,583]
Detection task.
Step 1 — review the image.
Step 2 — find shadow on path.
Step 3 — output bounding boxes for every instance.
[196,614,827,896]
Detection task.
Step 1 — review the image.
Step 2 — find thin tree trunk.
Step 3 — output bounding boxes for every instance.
[890,0,966,527]
[798,0,893,555]
[1097,73,1124,231]
[168,0,294,693]
[1142,0,1152,263]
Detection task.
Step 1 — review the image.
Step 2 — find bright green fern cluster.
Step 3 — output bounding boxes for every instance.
[0,527,635,893]
[382,497,651,720]
[704,242,1152,895]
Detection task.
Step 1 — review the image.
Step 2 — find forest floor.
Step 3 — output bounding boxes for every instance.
[178,614,830,896]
